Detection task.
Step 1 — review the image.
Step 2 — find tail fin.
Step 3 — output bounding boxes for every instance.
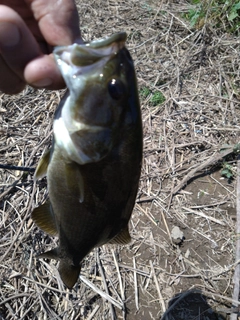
[58,260,81,289]
[37,249,80,289]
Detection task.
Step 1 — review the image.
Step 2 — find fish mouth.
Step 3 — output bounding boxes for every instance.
[85,32,127,49]
[52,32,128,165]
[53,32,127,77]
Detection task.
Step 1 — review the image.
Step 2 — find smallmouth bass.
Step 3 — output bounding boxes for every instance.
[32,32,142,289]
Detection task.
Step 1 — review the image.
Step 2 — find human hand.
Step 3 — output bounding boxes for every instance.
[0,0,82,94]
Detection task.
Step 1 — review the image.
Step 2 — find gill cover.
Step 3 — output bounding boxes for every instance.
[53,33,129,165]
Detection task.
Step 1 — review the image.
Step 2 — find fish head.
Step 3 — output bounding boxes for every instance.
[53,32,138,164]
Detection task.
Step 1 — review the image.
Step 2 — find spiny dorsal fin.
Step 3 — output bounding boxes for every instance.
[34,149,51,180]
[31,202,58,236]
[65,162,84,203]
[37,248,59,260]
[108,226,131,245]
[59,260,81,289]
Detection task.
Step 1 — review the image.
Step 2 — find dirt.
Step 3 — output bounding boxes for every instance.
[118,167,235,319]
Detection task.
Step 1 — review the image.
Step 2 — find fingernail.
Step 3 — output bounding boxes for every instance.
[32,78,53,88]
[0,22,20,47]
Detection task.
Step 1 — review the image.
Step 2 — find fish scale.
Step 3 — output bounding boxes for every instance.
[32,32,142,289]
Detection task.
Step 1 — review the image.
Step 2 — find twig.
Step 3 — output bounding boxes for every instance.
[230,154,240,320]
[173,145,238,194]
[0,294,33,306]
[0,181,36,262]
[0,179,21,201]
[133,256,139,310]
[135,203,158,226]
[115,263,150,277]
[111,249,125,302]
[79,275,123,310]
[150,260,166,313]
[86,305,100,320]
[111,249,126,319]
[159,205,173,244]
[96,250,116,319]
[189,201,227,209]
[201,289,240,307]
[182,207,226,225]
[216,306,240,315]
[0,164,35,172]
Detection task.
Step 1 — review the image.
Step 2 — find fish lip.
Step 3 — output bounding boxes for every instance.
[53,32,127,69]
[85,32,127,49]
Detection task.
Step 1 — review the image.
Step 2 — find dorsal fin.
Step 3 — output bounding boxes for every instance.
[58,260,81,289]
[31,201,58,236]
[34,149,51,180]
[108,226,131,245]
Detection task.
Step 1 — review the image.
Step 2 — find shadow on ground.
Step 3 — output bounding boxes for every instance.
[161,290,225,320]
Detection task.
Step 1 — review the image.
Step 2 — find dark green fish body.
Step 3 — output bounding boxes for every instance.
[32,32,142,288]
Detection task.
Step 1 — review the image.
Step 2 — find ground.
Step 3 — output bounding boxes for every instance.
[0,0,240,319]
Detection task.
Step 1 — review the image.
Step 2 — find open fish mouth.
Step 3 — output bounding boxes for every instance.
[52,32,130,165]
[53,32,127,78]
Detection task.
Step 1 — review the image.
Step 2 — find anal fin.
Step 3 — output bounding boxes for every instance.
[31,201,58,236]
[59,260,81,289]
[108,226,131,245]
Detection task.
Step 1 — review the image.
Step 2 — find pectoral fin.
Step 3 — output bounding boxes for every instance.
[31,201,58,236]
[34,149,51,180]
[65,162,84,203]
[59,260,81,289]
[37,248,59,260]
[108,226,131,245]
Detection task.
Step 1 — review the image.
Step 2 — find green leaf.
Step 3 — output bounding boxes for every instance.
[228,11,238,21]
[232,2,240,10]
[221,169,232,179]
[150,91,165,106]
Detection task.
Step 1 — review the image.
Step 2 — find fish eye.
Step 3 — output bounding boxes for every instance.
[108,79,125,100]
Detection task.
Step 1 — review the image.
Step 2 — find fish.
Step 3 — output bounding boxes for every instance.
[31,32,142,289]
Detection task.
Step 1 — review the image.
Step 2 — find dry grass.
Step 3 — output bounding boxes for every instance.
[0,0,240,319]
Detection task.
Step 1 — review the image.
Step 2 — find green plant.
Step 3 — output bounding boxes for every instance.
[150,91,166,106]
[228,2,240,21]
[140,87,166,106]
[140,2,153,12]
[140,87,151,99]
[186,6,205,27]
[184,0,240,34]
[221,162,234,179]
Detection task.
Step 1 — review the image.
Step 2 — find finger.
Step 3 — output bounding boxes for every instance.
[0,55,25,94]
[29,0,82,45]
[24,54,66,90]
[24,0,83,89]
[0,6,41,86]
